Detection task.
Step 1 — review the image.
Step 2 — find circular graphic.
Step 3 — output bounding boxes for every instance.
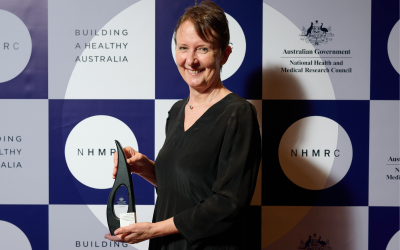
[279,116,353,190]
[0,221,32,250]
[388,20,399,74]
[0,10,32,83]
[387,230,399,250]
[171,12,246,81]
[65,115,138,189]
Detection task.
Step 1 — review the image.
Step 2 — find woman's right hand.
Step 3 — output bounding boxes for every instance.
[112,147,156,186]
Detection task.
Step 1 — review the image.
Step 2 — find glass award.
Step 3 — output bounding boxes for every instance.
[106,140,137,236]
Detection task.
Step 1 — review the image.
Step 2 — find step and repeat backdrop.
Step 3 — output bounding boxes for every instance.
[0,0,399,249]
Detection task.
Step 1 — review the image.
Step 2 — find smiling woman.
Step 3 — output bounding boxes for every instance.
[105,1,261,249]
[175,20,231,95]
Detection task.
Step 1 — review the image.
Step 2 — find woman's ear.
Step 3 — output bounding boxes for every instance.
[220,45,232,66]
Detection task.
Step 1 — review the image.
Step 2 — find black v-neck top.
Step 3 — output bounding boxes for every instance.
[149,93,261,250]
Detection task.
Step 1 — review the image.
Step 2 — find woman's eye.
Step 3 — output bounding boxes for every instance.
[179,46,187,51]
[198,47,208,54]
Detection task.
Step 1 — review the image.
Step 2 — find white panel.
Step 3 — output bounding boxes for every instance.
[64,0,155,99]
[263,0,371,100]
[369,101,400,206]
[0,100,48,204]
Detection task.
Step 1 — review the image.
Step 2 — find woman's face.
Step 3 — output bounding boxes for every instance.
[175,21,228,91]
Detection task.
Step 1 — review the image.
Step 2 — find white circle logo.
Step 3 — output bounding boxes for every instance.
[171,12,246,81]
[0,10,32,83]
[388,20,399,74]
[279,116,353,190]
[0,221,32,250]
[65,115,138,189]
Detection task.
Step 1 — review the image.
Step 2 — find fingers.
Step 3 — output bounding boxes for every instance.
[112,146,146,178]
[104,233,123,242]
[112,146,135,179]
[114,224,134,236]
[114,228,124,235]
[112,151,118,179]
[123,147,136,164]
[105,223,153,244]
[113,149,118,166]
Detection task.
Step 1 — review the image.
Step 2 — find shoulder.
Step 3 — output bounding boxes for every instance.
[223,93,257,117]
[164,99,187,133]
[167,98,187,117]
[171,98,187,110]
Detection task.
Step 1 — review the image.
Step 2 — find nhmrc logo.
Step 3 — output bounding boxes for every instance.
[65,115,138,189]
[279,116,353,190]
[291,149,341,158]
[0,10,32,83]
[297,233,332,250]
[300,20,334,46]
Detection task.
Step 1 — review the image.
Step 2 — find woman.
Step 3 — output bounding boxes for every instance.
[105,1,261,249]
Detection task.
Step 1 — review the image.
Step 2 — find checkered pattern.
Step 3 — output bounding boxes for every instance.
[0,0,398,249]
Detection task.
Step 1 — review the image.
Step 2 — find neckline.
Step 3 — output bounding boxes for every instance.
[181,92,235,133]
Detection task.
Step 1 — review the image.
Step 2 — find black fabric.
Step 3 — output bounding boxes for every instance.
[149,93,261,250]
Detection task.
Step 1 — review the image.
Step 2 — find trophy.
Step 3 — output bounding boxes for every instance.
[107,140,137,236]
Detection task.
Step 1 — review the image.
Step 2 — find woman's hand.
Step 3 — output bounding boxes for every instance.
[104,222,155,244]
[104,218,179,244]
[112,147,149,177]
[113,147,157,186]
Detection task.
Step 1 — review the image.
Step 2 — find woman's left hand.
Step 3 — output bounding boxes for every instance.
[104,222,155,244]
[105,218,179,244]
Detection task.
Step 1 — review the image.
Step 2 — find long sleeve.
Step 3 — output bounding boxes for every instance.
[173,102,262,247]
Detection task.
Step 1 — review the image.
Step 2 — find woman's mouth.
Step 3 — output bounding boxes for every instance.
[187,69,205,75]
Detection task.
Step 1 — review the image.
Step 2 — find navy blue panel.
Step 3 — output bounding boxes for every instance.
[0,0,48,99]
[0,205,48,250]
[370,0,399,100]
[262,100,369,206]
[49,100,85,205]
[243,206,261,249]
[155,0,262,99]
[369,207,400,250]
[49,100,155,205]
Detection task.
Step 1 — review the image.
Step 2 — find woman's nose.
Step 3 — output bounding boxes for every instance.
[186,50,198,66]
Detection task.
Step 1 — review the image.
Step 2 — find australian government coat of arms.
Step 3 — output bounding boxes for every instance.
[297,234,333,250]
[300,20,334,46]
